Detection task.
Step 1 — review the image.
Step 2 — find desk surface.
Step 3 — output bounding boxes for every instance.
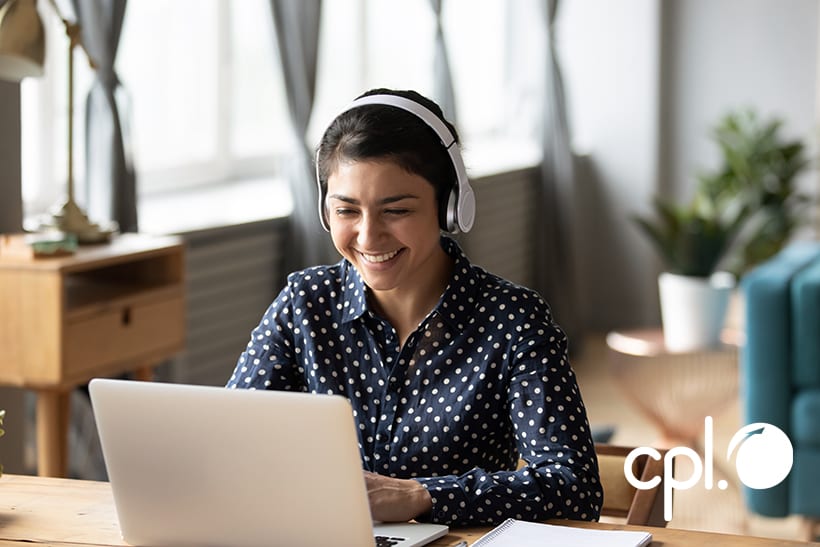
[0,474,814,546]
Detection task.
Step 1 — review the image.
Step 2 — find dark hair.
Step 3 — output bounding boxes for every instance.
[316,88,460,228]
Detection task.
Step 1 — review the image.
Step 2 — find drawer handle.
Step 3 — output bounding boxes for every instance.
[121,308,132,326]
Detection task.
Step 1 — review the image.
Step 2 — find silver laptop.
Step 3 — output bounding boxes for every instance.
[89,378,449,547]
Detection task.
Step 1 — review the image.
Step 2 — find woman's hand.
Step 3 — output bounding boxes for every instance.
[363,471,433,522]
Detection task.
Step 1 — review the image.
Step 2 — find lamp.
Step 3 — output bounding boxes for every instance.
[0,0,113,243]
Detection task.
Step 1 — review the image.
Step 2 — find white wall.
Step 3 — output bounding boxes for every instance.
[560,0,664,330]
[663,0,818,204]
[559,0,819,330]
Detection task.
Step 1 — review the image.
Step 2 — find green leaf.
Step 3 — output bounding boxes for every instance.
[632,107,813,277]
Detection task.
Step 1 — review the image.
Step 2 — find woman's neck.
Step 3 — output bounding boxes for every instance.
[369,250,454,347]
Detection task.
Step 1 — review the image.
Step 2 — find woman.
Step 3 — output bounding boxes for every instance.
[227,88,602,526]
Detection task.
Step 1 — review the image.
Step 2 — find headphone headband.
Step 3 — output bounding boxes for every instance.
[316,93,475,234]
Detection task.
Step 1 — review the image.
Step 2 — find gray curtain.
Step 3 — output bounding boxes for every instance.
[270,0,336,273]
[537,0,580,346]
[428,0,457,123]
[71,0,137,232]
[0,80,23,233]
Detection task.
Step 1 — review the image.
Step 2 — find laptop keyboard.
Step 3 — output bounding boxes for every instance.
[375,535,407,547]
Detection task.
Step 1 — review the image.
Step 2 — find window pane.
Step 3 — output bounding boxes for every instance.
[310,0,364,146]
[445,0,507,138]
[498,0,544,144]
[363,0,434,97]
[118,0,219,173]
[230,0,287,158]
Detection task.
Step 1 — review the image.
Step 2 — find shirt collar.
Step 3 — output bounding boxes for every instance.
[340,260,370,323]
[339,236,480,326]
[436,236,482,330]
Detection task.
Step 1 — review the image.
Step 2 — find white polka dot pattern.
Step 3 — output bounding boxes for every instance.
[227,237,601,526]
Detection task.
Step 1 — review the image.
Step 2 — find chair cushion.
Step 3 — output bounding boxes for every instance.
[741,242,820,428]
[792,259,820,389]
[741,242,820,519]
[792,389,820,446]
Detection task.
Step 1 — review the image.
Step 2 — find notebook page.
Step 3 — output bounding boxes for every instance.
[472,519,653,547]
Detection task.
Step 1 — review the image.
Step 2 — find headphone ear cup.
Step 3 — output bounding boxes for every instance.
[443,188,458,233]
[456,182,475,233]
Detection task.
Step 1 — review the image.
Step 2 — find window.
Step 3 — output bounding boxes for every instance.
[21,0,543,225]
[117,0,288,193]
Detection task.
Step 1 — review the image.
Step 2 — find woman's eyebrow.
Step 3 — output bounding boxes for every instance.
[327,194,420,205]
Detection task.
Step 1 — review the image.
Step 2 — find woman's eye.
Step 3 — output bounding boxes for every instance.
[385,209,410,216]
[334,208,357,217]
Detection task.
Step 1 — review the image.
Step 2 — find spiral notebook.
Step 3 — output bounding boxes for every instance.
[472,518,653,547]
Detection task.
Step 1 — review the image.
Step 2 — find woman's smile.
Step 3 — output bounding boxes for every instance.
[358,248,403,264]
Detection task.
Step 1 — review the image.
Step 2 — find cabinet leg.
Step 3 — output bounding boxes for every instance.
[35,390,70,478]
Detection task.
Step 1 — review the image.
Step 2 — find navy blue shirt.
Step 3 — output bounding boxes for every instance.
[227,237,601,526]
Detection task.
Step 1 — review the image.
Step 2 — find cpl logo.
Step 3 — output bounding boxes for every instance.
[624,417,793,522]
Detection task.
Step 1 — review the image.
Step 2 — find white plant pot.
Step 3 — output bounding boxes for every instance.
[658,271,735,353]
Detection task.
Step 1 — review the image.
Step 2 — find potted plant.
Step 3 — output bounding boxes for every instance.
[635,109,810,352]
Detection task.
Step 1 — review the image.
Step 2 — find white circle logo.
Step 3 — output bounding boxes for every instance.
[726,423,793,490]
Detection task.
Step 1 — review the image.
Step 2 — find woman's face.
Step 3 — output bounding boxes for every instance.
[326,159,446,295]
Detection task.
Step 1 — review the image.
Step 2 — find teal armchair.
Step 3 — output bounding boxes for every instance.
[741,241,820,527]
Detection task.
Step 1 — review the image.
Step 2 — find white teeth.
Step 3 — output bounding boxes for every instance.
[361,250,400,263]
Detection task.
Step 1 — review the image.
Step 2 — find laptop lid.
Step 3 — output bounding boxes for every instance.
[88,379,447,547]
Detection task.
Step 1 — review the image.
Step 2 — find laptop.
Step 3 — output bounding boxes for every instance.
[88,378,449,547]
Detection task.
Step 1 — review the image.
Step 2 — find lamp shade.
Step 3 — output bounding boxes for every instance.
[0,0,45,81]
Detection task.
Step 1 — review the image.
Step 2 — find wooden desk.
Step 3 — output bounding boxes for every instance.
[0,234,185,477]
[0,474,814,546]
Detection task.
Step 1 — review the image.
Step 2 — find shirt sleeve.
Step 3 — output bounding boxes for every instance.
[226,281,302,391]
[415,318,602,526]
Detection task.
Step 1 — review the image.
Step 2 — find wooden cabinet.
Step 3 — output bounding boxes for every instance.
[0,233,185,476]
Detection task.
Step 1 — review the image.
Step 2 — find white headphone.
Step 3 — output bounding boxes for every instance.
[315,94,476,234]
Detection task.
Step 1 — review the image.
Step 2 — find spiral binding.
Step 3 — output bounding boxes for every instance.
[472,518,517,546]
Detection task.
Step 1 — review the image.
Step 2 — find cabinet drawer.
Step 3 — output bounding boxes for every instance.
[64,296,185,380]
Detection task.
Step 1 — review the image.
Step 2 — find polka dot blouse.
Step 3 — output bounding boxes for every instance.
[227,236,602,526]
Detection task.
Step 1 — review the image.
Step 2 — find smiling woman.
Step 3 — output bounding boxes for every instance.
[226,88,601,527]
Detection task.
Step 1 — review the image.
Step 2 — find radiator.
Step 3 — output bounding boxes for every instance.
[164,219,287,387]
[460,166,539,288]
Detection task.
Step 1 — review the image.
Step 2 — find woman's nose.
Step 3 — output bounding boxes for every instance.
[357,213,383,247]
